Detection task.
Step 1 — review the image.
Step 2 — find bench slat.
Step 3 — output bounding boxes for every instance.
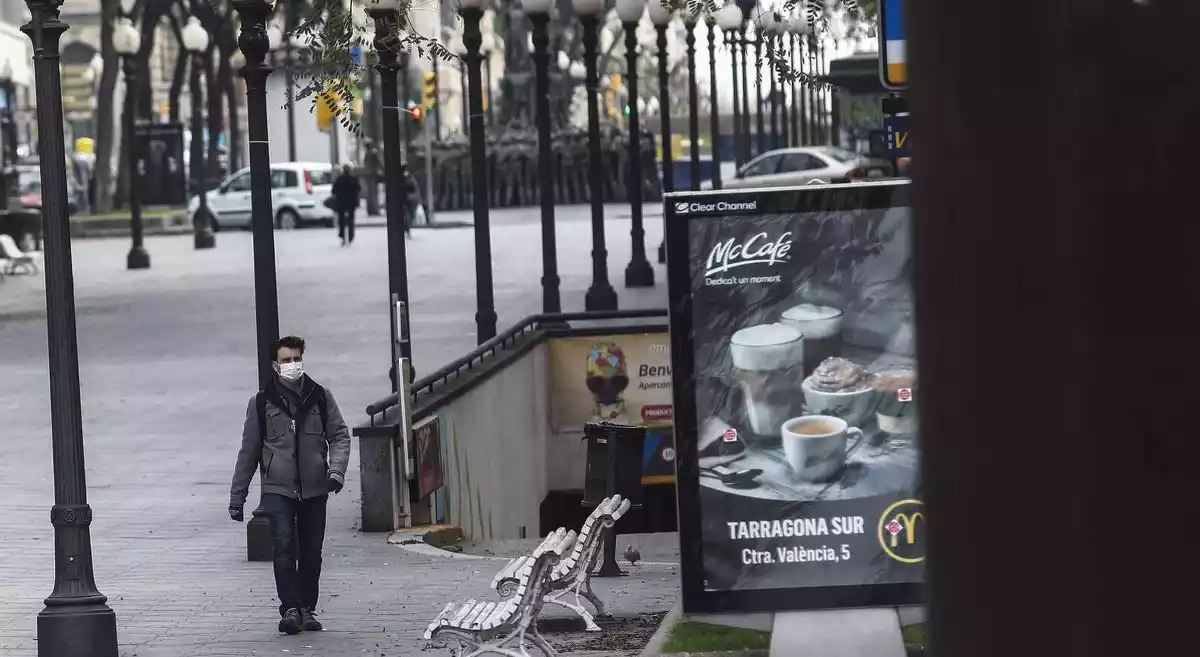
[450,599,481,626]
[469,602,497,630]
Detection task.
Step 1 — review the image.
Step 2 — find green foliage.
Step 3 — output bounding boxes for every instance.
[662,621,772,653]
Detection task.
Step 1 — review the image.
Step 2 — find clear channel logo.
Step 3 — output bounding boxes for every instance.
[674,199,758,215]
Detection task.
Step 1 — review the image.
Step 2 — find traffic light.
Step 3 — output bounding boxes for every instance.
[421,72,437,109]
[409,102,425,132]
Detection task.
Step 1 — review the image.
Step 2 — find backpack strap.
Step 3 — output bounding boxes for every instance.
[316,384,328,437]
[256,391,268,442]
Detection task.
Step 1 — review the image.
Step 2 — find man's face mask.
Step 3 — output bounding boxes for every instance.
[277,361,304,381]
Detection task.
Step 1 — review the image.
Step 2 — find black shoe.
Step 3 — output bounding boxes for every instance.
[300,608,323,632]
[279,608,303,635]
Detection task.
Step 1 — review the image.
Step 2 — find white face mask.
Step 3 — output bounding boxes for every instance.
[277,361,304,381]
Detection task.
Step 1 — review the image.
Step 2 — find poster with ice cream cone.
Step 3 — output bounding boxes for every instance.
[666,181,925,614]
[549,333,676,484]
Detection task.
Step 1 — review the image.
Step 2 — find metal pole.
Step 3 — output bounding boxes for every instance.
[423,117,434,224]
[754,32,765,154]
[122,56,150,270]
[399,52,411,161]
[655,23,671,264]
[431,58,441,140]
[777,33,788,149]
[818,40,827,143]
[0,79,17,208]
[459,59,468,136]
[769,33,780,149]
[790,33,799,146]
[461,7,497,342]
[808,36,818,145]
[801,34,811,145]
[728,31,741,168]
[739,25,751,162]
[581,14,618,312]
[232,0,280,389]
[23,3,120,654]
[284,0,296,162]
[484,55,494,128]
[369,6,414,364]
[707,21,722,190]
[685,21,699,191]
[623,21,653,289]
[191,51,215,249]
[530,12,561,314]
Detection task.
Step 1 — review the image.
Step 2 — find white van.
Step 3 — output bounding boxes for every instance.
[189,161,337,230]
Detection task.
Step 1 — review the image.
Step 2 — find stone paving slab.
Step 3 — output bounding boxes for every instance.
[0,205,675,656]
[457,531,682,566]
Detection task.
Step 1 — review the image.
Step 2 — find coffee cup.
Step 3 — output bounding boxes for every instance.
[780,415,863,482]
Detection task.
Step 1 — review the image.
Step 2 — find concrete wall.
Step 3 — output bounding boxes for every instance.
[434,343,550,541]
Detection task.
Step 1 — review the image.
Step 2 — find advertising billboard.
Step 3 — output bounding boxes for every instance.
[549,333,676,484]
[665,181,923,613]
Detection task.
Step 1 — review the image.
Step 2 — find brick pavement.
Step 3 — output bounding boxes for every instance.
[0,204,675,656]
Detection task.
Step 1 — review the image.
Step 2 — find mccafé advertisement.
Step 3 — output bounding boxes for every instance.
[549,333,676,484]
[665,181,924,612]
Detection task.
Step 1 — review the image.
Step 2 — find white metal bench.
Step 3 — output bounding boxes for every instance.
[0,234,40,275]
[424,527,575,657]
[491,495,632,632]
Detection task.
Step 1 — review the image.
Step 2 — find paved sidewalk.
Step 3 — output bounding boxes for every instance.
[0,206,674,656]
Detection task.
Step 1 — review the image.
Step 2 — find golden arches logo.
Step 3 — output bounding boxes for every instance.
[877,499,925,564]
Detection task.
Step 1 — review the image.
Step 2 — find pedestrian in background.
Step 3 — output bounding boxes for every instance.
[401,162,419,238]
[228,335,353,635]
[332,162,361,246]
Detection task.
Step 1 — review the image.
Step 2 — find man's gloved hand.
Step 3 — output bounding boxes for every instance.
[327,474,344,494]
[229,505,244,522]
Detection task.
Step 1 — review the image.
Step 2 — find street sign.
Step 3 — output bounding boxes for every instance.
[878,0,907,90]
[884,114,909,158]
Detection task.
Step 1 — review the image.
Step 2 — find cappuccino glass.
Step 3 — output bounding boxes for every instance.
[780,415,863,482]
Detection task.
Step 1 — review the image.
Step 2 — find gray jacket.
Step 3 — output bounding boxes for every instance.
[229,377,352,507]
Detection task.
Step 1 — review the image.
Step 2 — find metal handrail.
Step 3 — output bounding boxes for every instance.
[364,309,668,421]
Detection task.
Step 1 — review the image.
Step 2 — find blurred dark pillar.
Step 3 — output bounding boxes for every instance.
[911,3,1199,657]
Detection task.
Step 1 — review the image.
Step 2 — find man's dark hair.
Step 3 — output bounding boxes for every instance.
[271,335,306,361]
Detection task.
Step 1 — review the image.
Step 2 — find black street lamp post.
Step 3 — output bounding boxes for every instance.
[25,2,121,654]
[753,24,765,154]
[232,0,281,387]
[284,0,297,162]
[115,20,150,270]
[734,23,744,163]
[706,16,721,190]
[460,0,498,341]
[369,0,414,360]
[400,51,411,160]
[788,21,800,146]
[718,3,742,168]
[767,20,780,149]
[649,4,673,264]
[775,24,788,149]
[526,0,562,312]
[617,0,654,288]
[576,0,619,311]
[684,13,700,191]
[799,32,809,145]
[0,61,18,209]
[184,17,215,250]
[808,35,818,144]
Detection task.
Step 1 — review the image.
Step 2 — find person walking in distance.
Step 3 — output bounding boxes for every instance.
[401,161,420,238]
[332,162,362,246]
[229,335,353,635]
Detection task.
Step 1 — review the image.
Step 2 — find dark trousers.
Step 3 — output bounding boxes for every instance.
[262,493,328,616]
[337,208,356,243]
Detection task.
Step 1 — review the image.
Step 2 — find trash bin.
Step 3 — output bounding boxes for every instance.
[582,420,646,508]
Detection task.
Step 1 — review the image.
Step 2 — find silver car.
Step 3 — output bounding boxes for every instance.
[708,146,888,190]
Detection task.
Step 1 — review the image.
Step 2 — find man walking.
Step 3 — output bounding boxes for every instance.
[229,335,352,635]
[332,162,362,246]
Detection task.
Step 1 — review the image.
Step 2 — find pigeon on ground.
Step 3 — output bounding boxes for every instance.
[624,545,641,566]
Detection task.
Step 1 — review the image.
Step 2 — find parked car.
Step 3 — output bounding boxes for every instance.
[704,146,892,190]
[188,161,336,231]
[17,166,82,215]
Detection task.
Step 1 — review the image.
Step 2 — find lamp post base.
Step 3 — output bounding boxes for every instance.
[37,602,118,657]
[126,246,151,270]
[624,258,655,288]
[657,242,666,264]
[194,231,215,250]
[585,283,619,312]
